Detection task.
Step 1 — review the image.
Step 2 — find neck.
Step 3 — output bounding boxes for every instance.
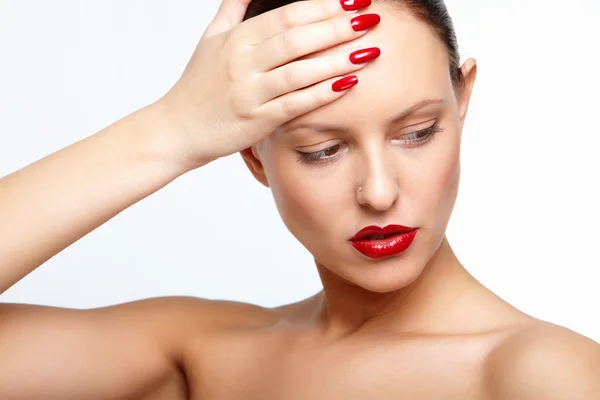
[312,236,479,339]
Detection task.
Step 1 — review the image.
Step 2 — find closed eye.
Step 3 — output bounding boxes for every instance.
[296,122,443,165]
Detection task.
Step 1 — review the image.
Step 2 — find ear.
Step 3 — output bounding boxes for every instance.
[239,146,270,188]
[457,58,478,129]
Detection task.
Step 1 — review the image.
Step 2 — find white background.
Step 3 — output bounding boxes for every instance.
[0,1,598,342]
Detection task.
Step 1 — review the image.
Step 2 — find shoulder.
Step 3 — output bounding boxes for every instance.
[0,296,281,399]
[483,321,600,399]
[90,296,281,356]
[108,295,281,333]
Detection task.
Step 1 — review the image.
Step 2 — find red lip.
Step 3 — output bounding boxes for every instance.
[350,225,415,241]
[349,225,418,259]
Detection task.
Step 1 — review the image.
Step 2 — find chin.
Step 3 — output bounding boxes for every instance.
[351,262,425,294]
[318,251,427,294]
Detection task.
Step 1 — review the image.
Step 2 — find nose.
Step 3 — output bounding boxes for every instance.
[356,154,400,211]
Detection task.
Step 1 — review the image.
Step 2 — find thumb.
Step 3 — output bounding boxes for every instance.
[203,0,253,38]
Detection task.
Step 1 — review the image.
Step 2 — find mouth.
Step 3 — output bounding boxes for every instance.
[350,225,416,241]
[349,225,419,259]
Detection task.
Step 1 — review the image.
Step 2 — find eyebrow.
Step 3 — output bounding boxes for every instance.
[283,98,445,134]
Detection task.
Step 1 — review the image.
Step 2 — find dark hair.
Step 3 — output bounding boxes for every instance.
[243,0,462,86]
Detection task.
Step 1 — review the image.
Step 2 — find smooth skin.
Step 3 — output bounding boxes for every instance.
[0,0,599,399]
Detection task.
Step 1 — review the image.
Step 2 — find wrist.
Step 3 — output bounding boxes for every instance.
[132,101,209,176]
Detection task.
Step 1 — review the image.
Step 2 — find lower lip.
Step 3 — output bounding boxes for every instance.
[349,229,418,259]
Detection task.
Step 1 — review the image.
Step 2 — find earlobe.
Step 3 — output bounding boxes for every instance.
[458,58,478,126]
[239,146,270,188]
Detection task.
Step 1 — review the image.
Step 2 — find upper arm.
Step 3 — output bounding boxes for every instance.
[0,296,225,400]
[484,324,600,400]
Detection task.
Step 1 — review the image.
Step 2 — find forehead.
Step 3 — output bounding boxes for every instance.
[278,4,452,132]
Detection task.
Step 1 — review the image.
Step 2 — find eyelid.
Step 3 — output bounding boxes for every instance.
[295,118,439,150]
[296,139,341,151]
[398,118,438,134]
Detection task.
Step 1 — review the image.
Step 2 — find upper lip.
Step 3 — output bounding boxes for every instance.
[350,225,416,241]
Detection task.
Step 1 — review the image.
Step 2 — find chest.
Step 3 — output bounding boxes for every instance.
[187,332,495,399]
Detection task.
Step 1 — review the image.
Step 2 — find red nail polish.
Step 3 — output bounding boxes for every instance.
[332,75,358,92]
[351,13,381,32]
[340,0,372,11]
[349,47,381,64]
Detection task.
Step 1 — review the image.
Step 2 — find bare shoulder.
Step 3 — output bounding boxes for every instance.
[0,295,279,354]
[105,295,281,338]
[483,320,600,399]
[0,296,280,399]
[90,296,282,372]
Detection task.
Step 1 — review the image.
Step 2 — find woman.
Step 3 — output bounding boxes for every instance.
[0,0,598,398]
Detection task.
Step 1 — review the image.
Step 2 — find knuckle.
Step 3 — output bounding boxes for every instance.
[224,59,236,83]
[281,65,296,88]
[224,57,242,85]
[280,96,296,117]
[230,91,245,116]
[327,56,339,77]
[279,31,301,55]
[223,40,254,83]
[222,38,241,81]
[330,18,345,41]
[224,29,242,53]
[230,87,253,119]
[277,6,296,31]
[319,0,330,20]
[234,99,254,121]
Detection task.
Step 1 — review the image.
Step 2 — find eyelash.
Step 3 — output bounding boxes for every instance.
[296,122,443,165]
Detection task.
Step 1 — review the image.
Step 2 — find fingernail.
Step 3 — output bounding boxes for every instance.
[332,75,358,92]
[349,47,381,64]
[351,13,381,32]
[340,0,372,11]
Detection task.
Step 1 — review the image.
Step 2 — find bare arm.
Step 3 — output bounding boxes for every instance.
[0,296,267,400]
[0,104,187,295]
[0,107,197,398]
[0,298,187,400]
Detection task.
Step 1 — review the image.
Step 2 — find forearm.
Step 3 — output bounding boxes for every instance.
[0,103,190,294]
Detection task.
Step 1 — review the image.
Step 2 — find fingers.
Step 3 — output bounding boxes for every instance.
[238,0,368,45]
[257,45,381,104]
[258,75,359,126]
[252,11,380,73]
[244,0,380,127]
[203,0,253,38]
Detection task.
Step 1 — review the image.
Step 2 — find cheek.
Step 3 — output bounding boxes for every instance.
[264,153,341,244]
[418,133,461,220]
[273,177,322,223]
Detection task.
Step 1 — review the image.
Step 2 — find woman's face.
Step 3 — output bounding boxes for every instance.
[242,4,476,293]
